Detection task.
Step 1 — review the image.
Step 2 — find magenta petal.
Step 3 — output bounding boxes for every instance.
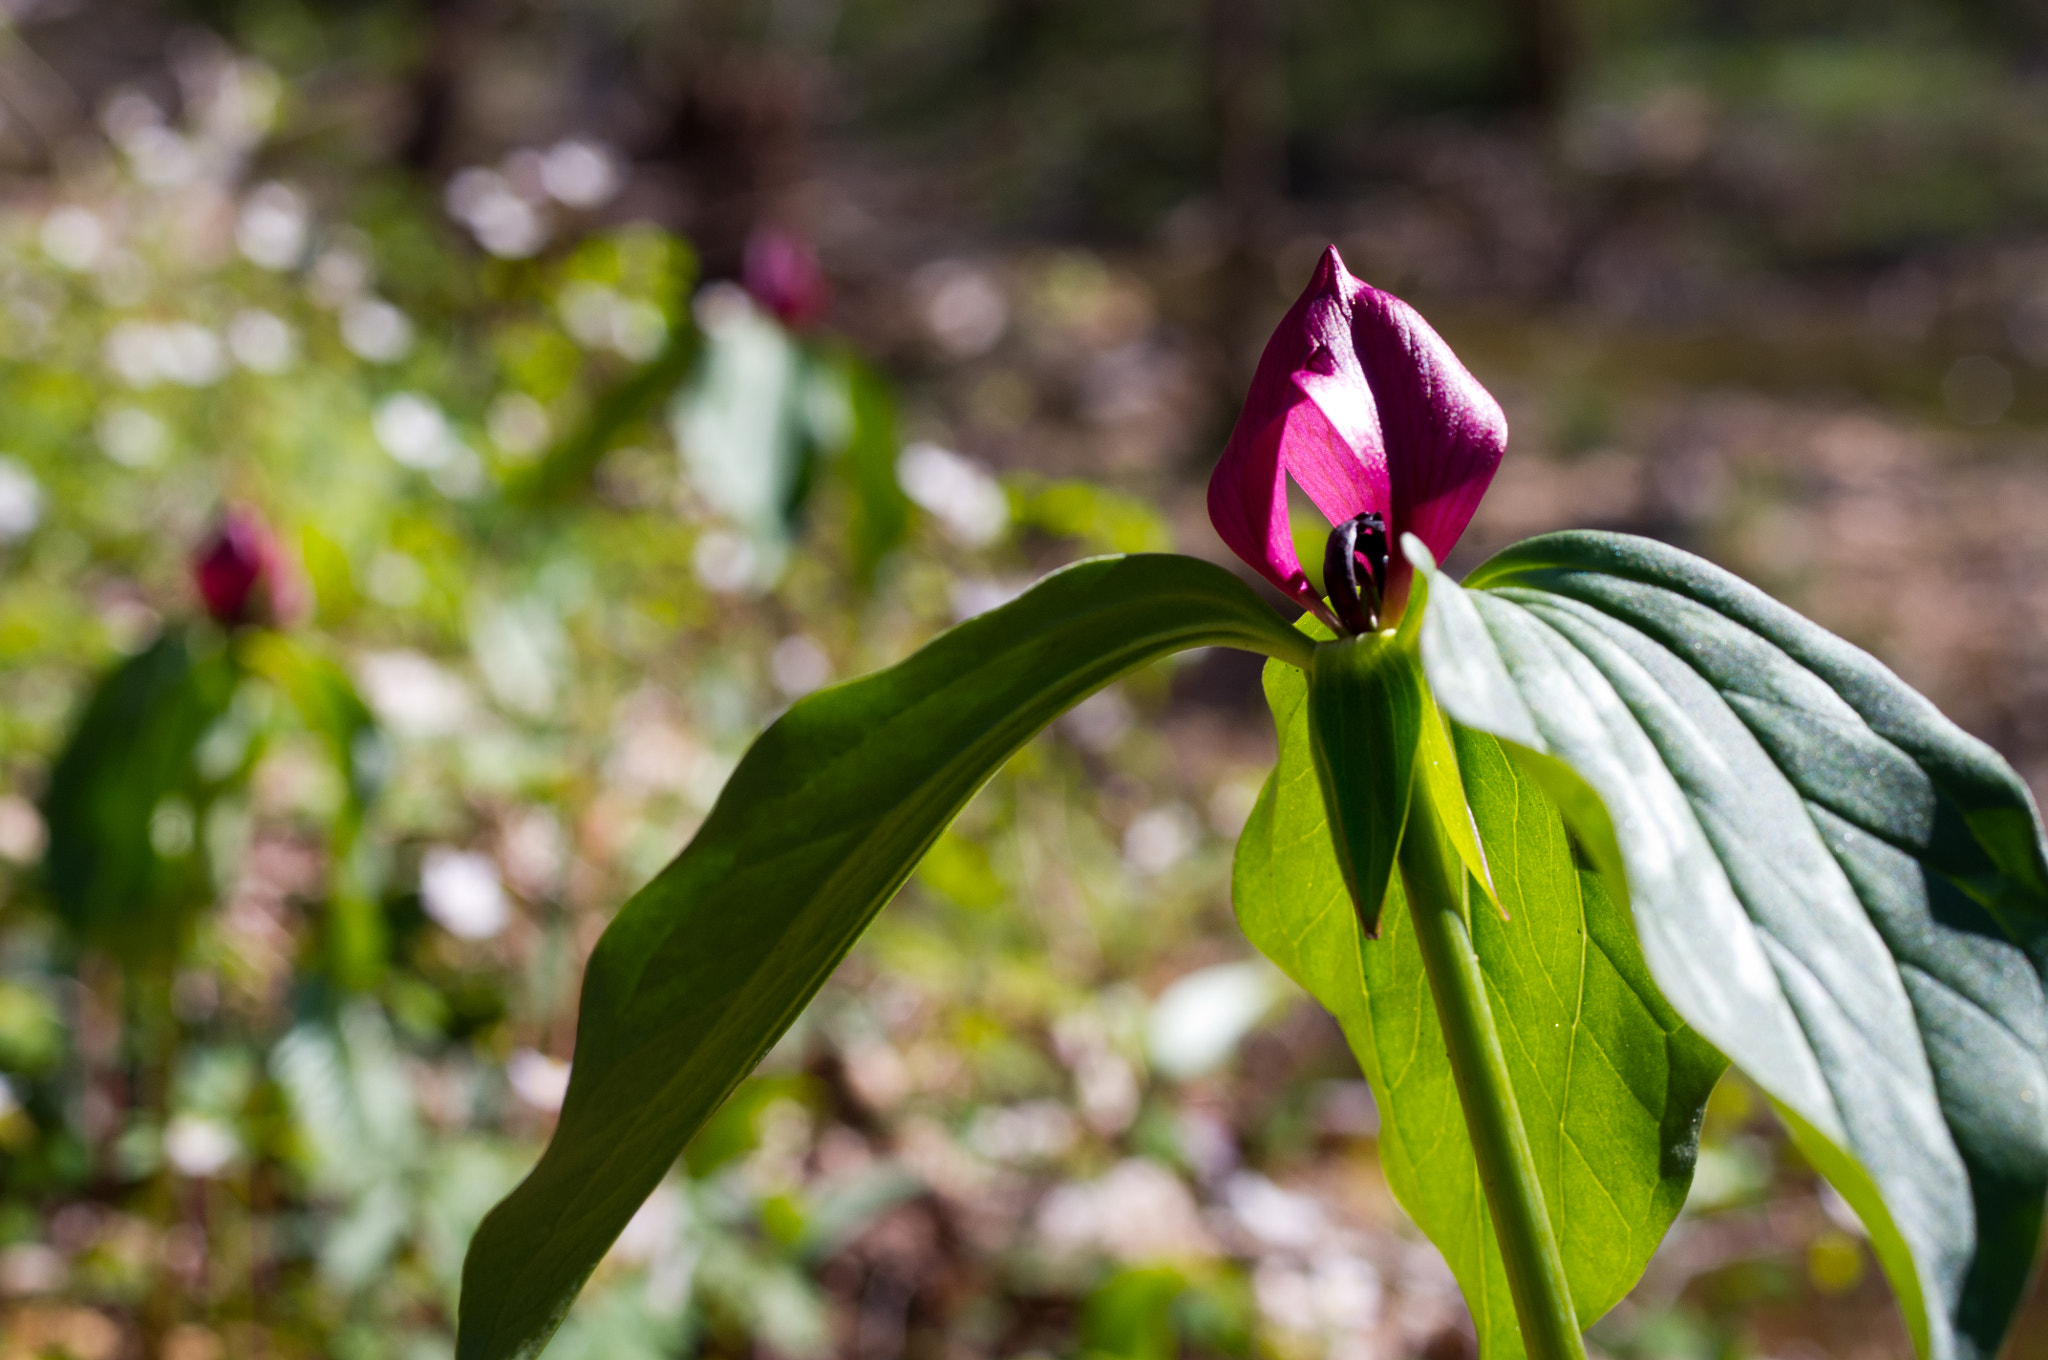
[743,227,831,330]
[1206,247,1389,614]
[1206,244,1502,625]
[1351,287,1508,571]
[1276,391,1387,533]
[1206,408,1311,607]
[193,506,293,629]
[1286,282,1387,529]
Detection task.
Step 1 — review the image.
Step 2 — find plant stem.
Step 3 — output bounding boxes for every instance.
[1397,783,1587,1360]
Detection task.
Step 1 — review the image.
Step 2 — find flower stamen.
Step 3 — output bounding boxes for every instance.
[1323,511,1389,635]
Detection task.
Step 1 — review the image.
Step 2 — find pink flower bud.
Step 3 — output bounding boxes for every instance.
[193,507,291,628]
[742,227,830,330]
[1207,246,1507,627]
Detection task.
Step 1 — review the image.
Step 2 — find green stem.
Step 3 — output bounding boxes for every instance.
[1397,782,1587,1360]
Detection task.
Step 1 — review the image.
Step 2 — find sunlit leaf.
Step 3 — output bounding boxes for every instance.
[1414,530,2048,1360]
[457,553,1315,1360]
[1235,647,1722,1357]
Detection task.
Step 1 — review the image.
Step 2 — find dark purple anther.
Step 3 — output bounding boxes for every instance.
[1323,511,1390,635]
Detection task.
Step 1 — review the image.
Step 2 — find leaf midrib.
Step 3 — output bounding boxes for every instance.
[1470,582,1978,1340]
[1490,592,1883,1135]
[1506,581,2041,1116]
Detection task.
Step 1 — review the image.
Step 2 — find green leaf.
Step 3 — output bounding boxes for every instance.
[40,628,239,967]
[1413,529,2048,1360]
[1234,650,1722,1358]
[1415,684,1503,918]
[1290,602,1499,923]
[1306,633,1424,938]
[457,553,1312,1360]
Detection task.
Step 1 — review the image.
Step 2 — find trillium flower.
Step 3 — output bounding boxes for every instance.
[1207,246,1508,632]
[742,227,831,331]
[193,506,295,628]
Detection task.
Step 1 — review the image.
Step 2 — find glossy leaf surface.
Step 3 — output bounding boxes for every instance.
[457,553,1314,1360]
[1415,530,2048,1360]
[1235,653,1722,1357]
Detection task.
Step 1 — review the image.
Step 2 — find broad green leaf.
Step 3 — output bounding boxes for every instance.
[1306,632,1424,938]
[457,553,1314,1360]
[1413,529,2048,1360]
[40,628,239,967]
[1235,653,1721,1358]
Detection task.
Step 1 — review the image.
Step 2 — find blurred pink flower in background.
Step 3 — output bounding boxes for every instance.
[742,226,831,330]
[192,506,296,628]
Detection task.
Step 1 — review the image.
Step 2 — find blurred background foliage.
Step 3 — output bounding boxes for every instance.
[0,0,2046,1358]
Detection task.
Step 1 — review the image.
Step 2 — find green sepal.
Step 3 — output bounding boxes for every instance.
[1294,570,1496,939]
[1306,632,1424,938]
